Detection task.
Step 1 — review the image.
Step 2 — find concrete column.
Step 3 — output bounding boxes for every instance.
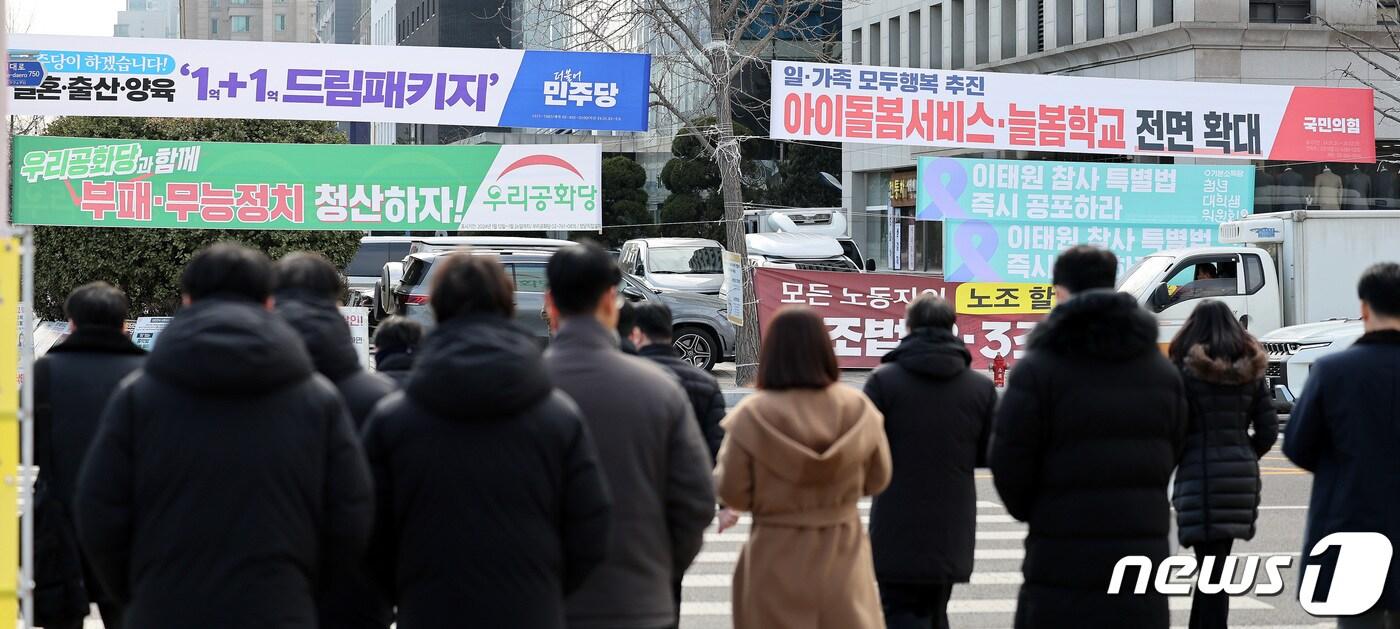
[1073,0,1087,43]
[1104,0,1119,36]
[1137,0,1153,30]
[990,0,1004,62]
[1017,0,1030,56]
[1043,0,1060,49]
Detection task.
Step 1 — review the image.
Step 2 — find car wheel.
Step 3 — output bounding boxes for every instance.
[373,296,387,323]
[673,325,719,371]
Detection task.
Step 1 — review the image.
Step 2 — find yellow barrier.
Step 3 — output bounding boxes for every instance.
[0,237,20,627]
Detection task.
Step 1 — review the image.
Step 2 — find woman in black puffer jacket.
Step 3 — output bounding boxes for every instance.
[1169,300,1278,629]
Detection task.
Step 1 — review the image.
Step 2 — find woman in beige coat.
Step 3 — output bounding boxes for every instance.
[714,307,893,629]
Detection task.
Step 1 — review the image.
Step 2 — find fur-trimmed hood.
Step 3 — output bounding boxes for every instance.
[1026,289,1159,361]
[1182,342,1267,385]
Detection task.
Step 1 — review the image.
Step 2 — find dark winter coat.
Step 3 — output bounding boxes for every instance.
[276,293,396,429]
[373,349,414,386]
[865,328,996,584]
[638,343,726,462]
[275,292,396,629]
[34,328,145,609]
[546,317,715,629]
[74,298,374,629]
[1172,344,1278,548]
[363,315,612,628]
[989,290,1187,629]
[1285,329,1400,610]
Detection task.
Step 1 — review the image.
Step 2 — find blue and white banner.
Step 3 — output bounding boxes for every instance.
[7,34,651,132]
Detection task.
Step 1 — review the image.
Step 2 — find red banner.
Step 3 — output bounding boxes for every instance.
[754,268,1044,371]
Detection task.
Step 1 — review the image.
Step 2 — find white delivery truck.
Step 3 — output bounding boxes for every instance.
[1114,210,1400,410]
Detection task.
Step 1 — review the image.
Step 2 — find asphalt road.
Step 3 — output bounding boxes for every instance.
[680,435,1324,629]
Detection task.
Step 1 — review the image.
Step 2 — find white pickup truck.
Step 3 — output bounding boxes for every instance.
[1115,211,1400,410]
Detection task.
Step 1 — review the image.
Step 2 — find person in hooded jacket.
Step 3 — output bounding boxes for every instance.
[34,283,145,629]
[74,243,374,629]
[371,315,422,386]
[273,251,397,629]
[274,252,396,429]
[864,293,996,629]
[363,253,612,628]
[1167,300,1277,629]
[990,245,1187,629]
[715,306,893,629]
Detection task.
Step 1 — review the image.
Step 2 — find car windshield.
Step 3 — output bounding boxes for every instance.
[346,242,409,277]
[648,246,723,274]
[1116,256,1173,298]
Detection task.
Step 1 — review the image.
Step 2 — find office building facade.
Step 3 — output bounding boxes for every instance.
[840,0,1400,272]
[116,0,181,38]
[180,0,319,43]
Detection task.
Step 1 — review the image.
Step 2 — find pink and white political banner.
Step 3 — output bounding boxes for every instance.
[771,60,1376,163]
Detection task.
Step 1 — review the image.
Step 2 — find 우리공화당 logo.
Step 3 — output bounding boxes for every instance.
[543,69,618,109]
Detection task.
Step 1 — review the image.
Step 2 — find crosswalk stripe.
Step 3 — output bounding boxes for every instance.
[697,548,1029,563]
[703,530,1028,543]
[680,596,1274,616]
[968,571,1023,585]
[733,514,1018,525]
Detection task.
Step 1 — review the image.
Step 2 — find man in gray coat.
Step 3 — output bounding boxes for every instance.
[545,242,716,629]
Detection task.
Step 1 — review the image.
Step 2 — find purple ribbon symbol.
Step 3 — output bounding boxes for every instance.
[919,158,968,221]
[947,220,1002,282]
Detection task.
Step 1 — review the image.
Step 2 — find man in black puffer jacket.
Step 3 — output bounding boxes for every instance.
[34,283,145,629]
[991,246,1187,629]
[273,252,396,629]
[865,294,996,629]
[363,253,612,628]
[75,243,373,629]
[630,302,726,461]
[275,252,396,429]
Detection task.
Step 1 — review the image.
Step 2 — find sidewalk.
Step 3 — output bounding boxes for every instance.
[711,363,872,407]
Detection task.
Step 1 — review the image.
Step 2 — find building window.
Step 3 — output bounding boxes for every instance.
[910,11,922,67]
[869,22,881,65]
[1087,0,1104,40]
[851,28,863,63]
[210,18,219,34]
[275,14,287,31]
[114,24,130,36]
[1032,0,1044,51]
[975,0,988,65]
[1000,0,1016,58]
[930,4,943,68]
[888,17,900,67]
[1120,0,1138,35]
[1250,0,1310,23]
[231,0,248,4]
[949,0,964,68]
[231,15,250,32]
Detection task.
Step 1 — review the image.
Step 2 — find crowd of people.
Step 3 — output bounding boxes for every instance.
[27,240,1400,629]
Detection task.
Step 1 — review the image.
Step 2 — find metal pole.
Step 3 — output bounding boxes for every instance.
[19,230,32,629]
[2,5,38,624]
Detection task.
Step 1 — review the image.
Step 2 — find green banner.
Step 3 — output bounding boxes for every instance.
[11,136,603,231]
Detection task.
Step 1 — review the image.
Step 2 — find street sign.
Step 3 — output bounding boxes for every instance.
[6,61,44,88]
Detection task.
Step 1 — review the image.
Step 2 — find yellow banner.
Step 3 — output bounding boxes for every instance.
[954,282,1056,315]
[0,237,19,626]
